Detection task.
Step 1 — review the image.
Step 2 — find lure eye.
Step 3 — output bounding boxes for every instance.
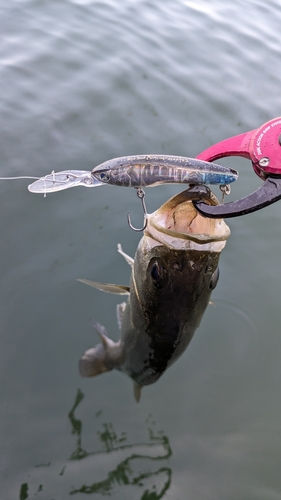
[149,260,167,289]
[98,171,110,183]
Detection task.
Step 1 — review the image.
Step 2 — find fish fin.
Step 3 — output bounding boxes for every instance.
[92,321,120,350]
[79,321,110,376]
[92,321,109,343]
[117,243,134,268]
[79,344,111,377]
[79,322,123,377]
[116,302,126,331]
[78,279,130,295]
[133,382,143,403]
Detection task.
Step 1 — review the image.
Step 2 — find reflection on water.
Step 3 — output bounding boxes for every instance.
[19,389,172,499]
[68,388,87,460]
[19,483,28,500]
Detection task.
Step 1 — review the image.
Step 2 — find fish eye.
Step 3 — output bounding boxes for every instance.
[149,260,167,289]
[151,262,161,280]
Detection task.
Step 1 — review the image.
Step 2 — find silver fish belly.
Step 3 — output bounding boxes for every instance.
[79,186,230,401]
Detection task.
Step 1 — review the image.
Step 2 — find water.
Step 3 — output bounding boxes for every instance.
[1,0,281,498]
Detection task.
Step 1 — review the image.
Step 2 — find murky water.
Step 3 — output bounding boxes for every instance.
[1,0,281,498]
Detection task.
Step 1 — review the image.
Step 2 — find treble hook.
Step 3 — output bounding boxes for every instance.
[127,188,148,232]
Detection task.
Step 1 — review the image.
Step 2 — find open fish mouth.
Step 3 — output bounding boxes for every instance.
[144,187,230,252]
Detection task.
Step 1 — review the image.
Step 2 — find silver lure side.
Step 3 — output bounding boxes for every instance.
[91,154,238,187]
[78,186,230,401]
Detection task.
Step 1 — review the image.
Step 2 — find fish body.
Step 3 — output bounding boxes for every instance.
[91,154,238,187]
[79,186,230,400]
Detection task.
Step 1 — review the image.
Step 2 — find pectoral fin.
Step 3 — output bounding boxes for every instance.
[78,279,130,295]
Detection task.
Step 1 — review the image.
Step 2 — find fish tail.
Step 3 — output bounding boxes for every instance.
[79,343,111,377]
[79,321,124,377]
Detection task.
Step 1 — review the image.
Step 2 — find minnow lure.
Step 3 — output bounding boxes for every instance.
[91,155,238,187]
[27,155,238,194]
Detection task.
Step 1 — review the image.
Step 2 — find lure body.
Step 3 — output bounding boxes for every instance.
[91,154,238,187]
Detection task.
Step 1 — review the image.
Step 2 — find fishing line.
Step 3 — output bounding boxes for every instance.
[0,176,41,180]
[0,175,49,196]
[0,172,76,197]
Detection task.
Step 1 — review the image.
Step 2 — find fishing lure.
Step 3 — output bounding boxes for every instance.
[27,155,238,194]
[25,155,238,231]
[91,154,238,187]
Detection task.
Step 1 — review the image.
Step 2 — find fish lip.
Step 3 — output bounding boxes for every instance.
[144,187,230,248]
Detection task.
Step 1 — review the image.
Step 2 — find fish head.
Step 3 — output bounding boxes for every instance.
[130,187,230,356]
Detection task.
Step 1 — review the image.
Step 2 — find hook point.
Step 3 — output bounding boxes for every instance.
[127,212,147,232]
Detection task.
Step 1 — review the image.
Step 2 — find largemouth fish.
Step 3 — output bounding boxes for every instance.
[79,186,230,401]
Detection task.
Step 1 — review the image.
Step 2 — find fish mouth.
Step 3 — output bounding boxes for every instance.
[145,187,230,251]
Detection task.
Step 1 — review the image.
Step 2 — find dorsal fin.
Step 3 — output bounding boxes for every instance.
[116,302,126,330]
[77,279,130,295]
[117,243,134,268]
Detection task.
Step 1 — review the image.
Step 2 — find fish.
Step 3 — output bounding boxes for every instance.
[78,185,230,401]
[91,154,238,187]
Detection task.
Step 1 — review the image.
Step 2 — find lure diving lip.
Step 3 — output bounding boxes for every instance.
[27,170,104,193]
